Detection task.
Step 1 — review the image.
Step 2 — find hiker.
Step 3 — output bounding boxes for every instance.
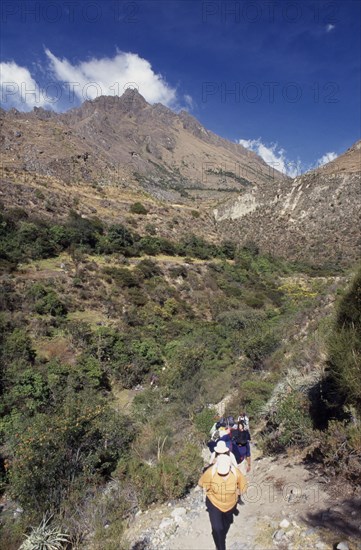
[237,412,250,432]
[149,373,159,387]
[198,454,247,550]
[209,440,238,468]
[232,421,251,474]
[210,421,220,441]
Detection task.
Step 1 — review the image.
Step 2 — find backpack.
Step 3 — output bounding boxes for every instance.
[226,415,235,428]
[233,430,248,446]
[218,417,227,428]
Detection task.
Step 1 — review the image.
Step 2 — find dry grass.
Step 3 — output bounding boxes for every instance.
[20,253,72,273]
[67,309,110,328]
[34,334,76,364]
[110,384,138,415]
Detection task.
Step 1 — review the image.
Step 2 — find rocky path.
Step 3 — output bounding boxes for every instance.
[124,446,360,550]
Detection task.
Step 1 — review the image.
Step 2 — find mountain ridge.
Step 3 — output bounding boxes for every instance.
[0,90,360,265]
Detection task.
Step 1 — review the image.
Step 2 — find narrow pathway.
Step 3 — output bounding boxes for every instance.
[125,447,359,550]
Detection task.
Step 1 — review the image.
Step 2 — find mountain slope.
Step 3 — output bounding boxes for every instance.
[215,140,361,265]
[1,92,360,265]
[0,90,286,204]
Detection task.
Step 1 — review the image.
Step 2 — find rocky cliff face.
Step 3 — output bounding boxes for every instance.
[215,141,361,265]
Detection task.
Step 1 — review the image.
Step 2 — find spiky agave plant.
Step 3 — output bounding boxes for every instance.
[19,515,70,550]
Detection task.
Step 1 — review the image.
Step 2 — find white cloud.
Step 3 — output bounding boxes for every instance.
[326,24,335,32]
[45,49,177,107]
[316,151,337,166]
[0,50,184,111]
[183,94,194,110]
[0,61,51,111]
[238,138,302,178]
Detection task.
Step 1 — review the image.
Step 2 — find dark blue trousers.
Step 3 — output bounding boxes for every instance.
[206,497,236,550]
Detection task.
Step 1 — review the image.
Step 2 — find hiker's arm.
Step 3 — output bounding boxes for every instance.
[246,442,251,472]
[238,471,247,494]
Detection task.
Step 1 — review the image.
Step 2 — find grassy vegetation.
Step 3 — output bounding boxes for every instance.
[0,203,355,548]
[259,267,361,482]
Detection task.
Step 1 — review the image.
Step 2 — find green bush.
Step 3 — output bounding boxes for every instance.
[121,442,202,507]
[3,368,50,415]
[243,292,265,309]
[194,407,217,438]
[130,202,148,215]
[327,269,361,413]
[169,265,187,279]
[34,291,67,317]
[137,236,161,256]
[336,270,361,329]
[102,267,139,288]
[7,398,134,513]
[104,224,135,254]
[243,329,279,369]
[66,210,104,249]
[145,223,157,235]
[127,287,148,306]
[136,259,162,279]
[2,328,36,366]
[266,391,313,451]
[226,379,274,420]
[328,327,361,411]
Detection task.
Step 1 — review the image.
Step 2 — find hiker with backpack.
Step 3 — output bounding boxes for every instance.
[198,454,247,550]
[232,420,251,474]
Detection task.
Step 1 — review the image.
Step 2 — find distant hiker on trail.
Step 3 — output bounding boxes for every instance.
[198,454,247,550]
[232,421,251,474]
[149,373,159,387]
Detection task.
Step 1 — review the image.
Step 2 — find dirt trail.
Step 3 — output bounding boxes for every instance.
[125,444,360,550]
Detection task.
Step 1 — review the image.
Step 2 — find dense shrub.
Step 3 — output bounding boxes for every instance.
[130,202,148,215]
[2,328,35,365]
[225,379,274,421]
[262,391,313,452]
[309,420,361,483]
[327,269,361,412]
[66,210,104,248]
[104,224,135,254]
[102,266,139,288]
[136,258,162,279]
[194,407,217,438]
[120,442,202,507]
[243,330,280,369]
[34,290,67,317]
[7,397,134,513]
[179,234,219,260]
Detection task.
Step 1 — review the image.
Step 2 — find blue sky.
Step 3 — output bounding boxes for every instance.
[1,0,360,175]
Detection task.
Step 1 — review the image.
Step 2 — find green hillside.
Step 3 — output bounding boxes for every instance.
[0,203,359,549]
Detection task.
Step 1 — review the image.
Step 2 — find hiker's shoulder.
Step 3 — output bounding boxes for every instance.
[199,466,213,484]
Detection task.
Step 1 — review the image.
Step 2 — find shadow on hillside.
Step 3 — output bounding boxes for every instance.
[308,377,350,430]
[302,497,361,539]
